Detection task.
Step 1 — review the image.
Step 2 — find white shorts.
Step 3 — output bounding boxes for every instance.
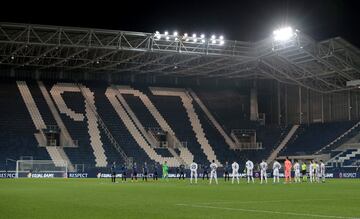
[273,169,279,176]
[232,171,239,177]
[210,171,217,178]
[190,170,197,177]
[247,169,253,176]
[320,171,325,177]
[261,170,267,177]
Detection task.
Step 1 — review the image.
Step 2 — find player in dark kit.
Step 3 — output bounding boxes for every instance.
[153,163,159,180]
[142,162,148,181]
[179,164,185,180]
[224,161,230,181]
[111,162,116,183]
[202,163,209,180]
[121,163,127,182]
[131,162,138,181]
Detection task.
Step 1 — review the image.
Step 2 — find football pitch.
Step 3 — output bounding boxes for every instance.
[0,178,359,219]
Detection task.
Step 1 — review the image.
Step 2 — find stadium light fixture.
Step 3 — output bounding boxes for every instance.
[153,30,225,45]
[273,27,294,41]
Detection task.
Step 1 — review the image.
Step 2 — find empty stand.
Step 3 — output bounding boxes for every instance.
[188,89,237,149]
[118,86,194,165]
[0,81,50,170]
[17,81,73,169]
[49,83,107,167]
[150,87,221,166]
[105,86,180,167]
[280,121,355,156]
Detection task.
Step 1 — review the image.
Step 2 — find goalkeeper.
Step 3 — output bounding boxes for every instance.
[162,161,169,181]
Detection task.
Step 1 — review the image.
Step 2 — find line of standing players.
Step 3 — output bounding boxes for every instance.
[110,158,326,184]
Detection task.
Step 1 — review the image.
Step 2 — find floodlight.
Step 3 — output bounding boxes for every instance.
[173,31,178,36]
[166,36,170,40]
[273,27,294,41]
[219,40,224,45]
[201,39,206,43]
[192,33,197,38]
[164,31,169,35]
[155,31,160,34]
[211,35,216,39]
[193,38,197,43]
[184,33,188,37]
[200,34,205,38]
[185,38,189,42]
[211,39,216,44]
[175,37,179,41]
[219,35,224,40]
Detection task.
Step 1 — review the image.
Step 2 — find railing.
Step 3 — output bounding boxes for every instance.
[232,142,263,150]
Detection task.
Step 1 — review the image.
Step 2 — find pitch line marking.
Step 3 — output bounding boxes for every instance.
[194,198,341,205]
[175,203,360,219]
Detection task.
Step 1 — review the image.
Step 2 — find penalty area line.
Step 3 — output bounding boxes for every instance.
[175,204,360,219]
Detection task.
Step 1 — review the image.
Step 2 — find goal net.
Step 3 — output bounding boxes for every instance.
[16,160,68,178]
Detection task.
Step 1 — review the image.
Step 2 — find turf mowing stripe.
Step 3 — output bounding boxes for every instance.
[175,204,360,219]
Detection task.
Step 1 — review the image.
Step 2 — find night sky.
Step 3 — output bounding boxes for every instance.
[1,0,359,46]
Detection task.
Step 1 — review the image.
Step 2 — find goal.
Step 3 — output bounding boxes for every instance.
[15,160,68,178]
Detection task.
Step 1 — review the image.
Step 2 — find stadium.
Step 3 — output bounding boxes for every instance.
[1,1,360,219]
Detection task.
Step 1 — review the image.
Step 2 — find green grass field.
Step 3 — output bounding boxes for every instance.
[0,178,359,219]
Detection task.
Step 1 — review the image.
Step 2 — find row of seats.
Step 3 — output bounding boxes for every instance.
[280,121,355,156]
[3,80,356,172]
[0,81,50,170]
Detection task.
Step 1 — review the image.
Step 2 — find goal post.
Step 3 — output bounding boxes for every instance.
[15,160,68,178]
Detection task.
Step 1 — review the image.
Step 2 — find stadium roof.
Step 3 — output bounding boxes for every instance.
[0,22,360,93]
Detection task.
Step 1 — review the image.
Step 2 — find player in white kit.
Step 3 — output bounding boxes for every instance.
[245,160,254,183]
[314,161,320,183]
[190,162,198,184]
[209,160,218,185]
[259,160,268,184]
[231,161,240,184]
[320,160,326,183]
[309,160,314,183]
[293,160,301,183]
[272,160,281,183]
